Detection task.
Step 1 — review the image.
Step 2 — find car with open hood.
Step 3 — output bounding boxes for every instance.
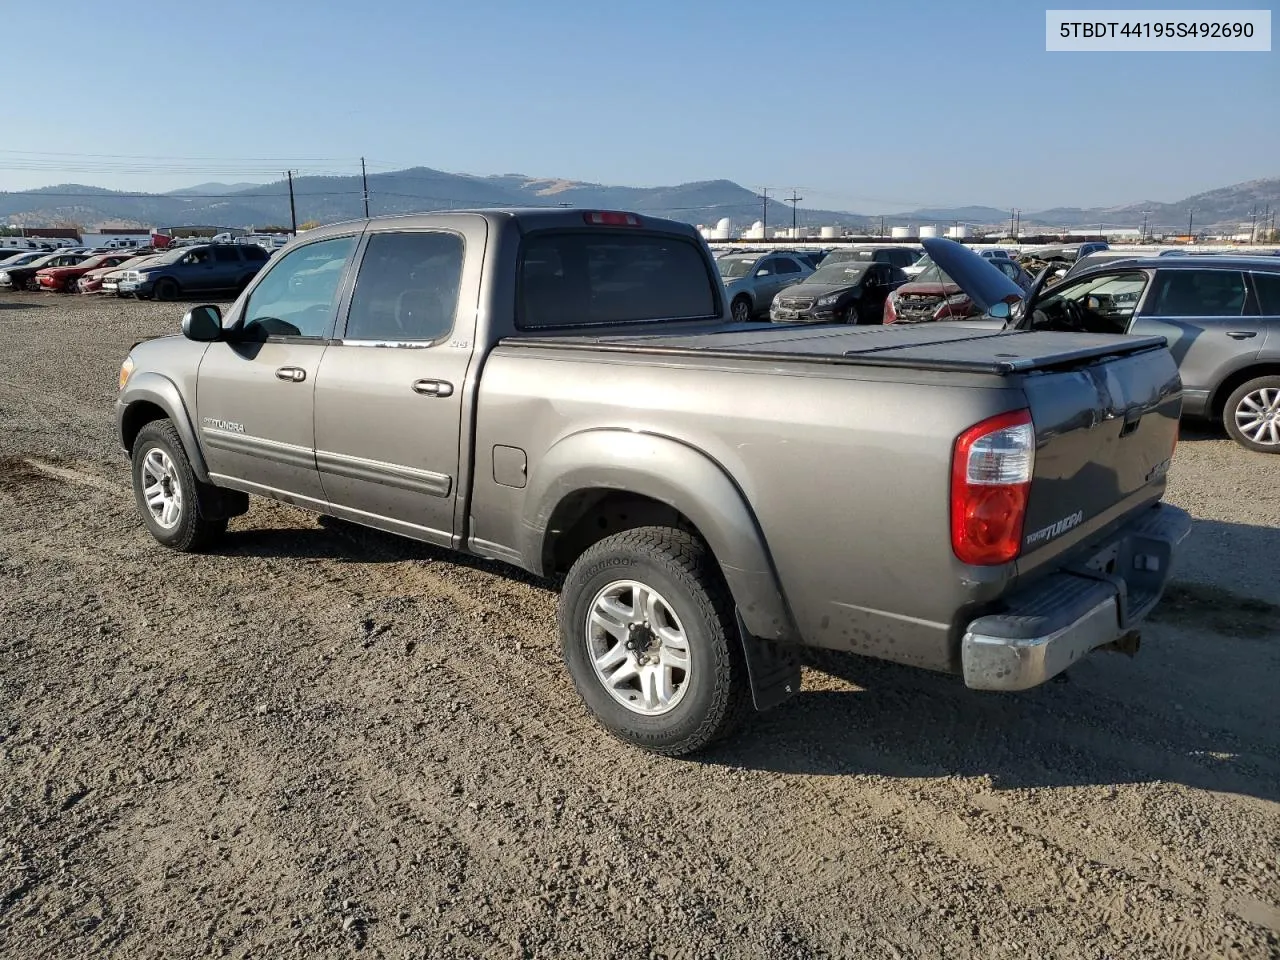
[924,237,1280,454]
[884,255,1032,324]
[770,259,908,324]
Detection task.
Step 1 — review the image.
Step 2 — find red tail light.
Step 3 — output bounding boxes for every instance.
[583,211,642,227]
[950,409,1035,566]
[883,293,898,324]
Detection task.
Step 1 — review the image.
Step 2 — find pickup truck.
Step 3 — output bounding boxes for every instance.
[115,211,1192,757]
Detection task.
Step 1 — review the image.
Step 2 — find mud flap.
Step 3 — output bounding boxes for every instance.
[736,612,802,712]
[199,485,250,520]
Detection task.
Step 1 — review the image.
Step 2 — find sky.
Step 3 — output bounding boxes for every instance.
[2,0,1276,214]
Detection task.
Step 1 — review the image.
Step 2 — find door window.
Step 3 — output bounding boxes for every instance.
[344,231,465,342]
[755,259,776,276]
[1147,269,1247,317]
[213,246,240,263]
[775,258,801,274]
[1252,273,1280,315]
[240,235,357,339]
[1031,270,1150,334]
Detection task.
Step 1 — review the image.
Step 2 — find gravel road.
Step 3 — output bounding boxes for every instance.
[1,291,1277,960]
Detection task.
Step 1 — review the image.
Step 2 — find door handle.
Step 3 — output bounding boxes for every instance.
[412,378,454,398]
[275,366,306,382]
[1226,331,1257,340]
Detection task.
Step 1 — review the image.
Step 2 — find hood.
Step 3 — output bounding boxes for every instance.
[784,281,858,298]
[920,237,1023,312]
[896,278,961,297]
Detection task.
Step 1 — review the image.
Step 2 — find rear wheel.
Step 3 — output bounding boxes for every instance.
[558,526,753,756]
[63,276,79,293]
[154,278,179,302]
[731,296,752,323]
[1223,376,1280,453]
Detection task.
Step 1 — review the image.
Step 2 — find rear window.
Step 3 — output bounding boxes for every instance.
[518,231,718,329]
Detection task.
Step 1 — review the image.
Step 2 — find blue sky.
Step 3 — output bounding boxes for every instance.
[2,0,1275,213]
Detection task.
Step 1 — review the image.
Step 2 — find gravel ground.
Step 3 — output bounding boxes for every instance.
[1,291,1277,960]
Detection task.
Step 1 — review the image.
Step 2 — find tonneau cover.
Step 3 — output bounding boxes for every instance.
[502,322,1169,376]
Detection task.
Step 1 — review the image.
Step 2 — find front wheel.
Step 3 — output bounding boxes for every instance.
[730,296,752,323]
[130,420,229,551]
[558,526,753,756]
[153,278,179,302]
[1223,376,1280,453]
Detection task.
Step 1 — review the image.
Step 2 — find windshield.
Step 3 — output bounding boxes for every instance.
[808,263,869,285]
[717,256,758,279]
[821,249,874,264]
[911,263,954,285]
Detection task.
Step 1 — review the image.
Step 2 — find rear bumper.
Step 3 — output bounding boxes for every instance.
[961,502,1192,691]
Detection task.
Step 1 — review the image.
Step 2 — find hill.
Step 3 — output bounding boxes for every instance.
[1,169,1275,234]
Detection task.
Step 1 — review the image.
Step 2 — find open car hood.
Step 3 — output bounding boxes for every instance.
[920,237,1024,312]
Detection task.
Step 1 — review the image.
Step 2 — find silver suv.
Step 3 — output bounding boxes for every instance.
[716,251,814,322]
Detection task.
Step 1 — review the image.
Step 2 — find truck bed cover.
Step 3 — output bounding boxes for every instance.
[501,323,1169,376]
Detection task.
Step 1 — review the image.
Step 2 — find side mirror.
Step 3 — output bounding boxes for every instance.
[756,269,770,277]
[987,301,1012,321]
[182,304,223,342]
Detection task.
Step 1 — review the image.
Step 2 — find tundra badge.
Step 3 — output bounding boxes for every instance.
[1024,510,1085,547]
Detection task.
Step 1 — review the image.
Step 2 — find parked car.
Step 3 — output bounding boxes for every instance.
[80,254,157,294]
[0,251,51,271]
[884,257,1033,323]
[115,208,1190,756]
[934,243,1280,454]
[0,252,88,291]
[115,243,271,300]
[979,248,1015,262]
[819,244,922,270]
[717,251,814,322]
[770,260,908,324]
[36,253,133,293]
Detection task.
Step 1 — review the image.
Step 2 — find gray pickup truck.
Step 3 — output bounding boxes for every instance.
[115,210,1191,756]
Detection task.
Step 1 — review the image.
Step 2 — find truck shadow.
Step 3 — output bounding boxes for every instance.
[216,514,1278,802]
[216,515,551,590]
[706,531,1280,804]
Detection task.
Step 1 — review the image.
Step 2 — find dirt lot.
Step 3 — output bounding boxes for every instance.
[1,291,1277,960]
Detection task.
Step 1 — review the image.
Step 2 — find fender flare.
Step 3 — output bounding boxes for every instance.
[117,371,211,482]
[521,429,797,643]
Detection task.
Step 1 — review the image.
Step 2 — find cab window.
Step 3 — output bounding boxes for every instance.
[240,235,357,339]
[343,232,464,342]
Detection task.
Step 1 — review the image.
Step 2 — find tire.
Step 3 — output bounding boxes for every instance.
[558,526,753,756]
[153,278,179,302]
[730,296,752,323]
[130,420,228,551]
[841,304,859,324]
[1223,375,1280,453]
[63,276,79,293]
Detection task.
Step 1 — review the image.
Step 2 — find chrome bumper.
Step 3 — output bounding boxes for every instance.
[961,503,1193,691]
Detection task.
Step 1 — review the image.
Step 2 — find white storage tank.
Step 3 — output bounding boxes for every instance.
[946,224,969,239]
[918,225,938,239]
[890,226,913,239]
[820,225,840,239]
[716,217,732,234]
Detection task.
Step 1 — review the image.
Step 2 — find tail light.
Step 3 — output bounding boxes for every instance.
[950,409,1035,565]
[883,293,898,324]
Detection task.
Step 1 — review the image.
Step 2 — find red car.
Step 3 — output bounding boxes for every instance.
[36,254,133,293]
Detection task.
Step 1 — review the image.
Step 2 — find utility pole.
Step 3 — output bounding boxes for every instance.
[1009,209,1016,239]
[785,190,802,238]
[361,157,370,218]
[1186,207,1194,240]
[1140,209,1149,242]
[759,187,769,239]
[1012,209,1020,241]
[285,170,297,236]
[879,216,886,238]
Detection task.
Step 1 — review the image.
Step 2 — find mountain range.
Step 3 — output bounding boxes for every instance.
[1,168,1276,235]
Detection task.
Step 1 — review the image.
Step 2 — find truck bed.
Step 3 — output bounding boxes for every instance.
[501,323,1170,375]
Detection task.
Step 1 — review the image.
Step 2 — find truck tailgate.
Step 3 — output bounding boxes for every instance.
[1016,343,1182,577]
